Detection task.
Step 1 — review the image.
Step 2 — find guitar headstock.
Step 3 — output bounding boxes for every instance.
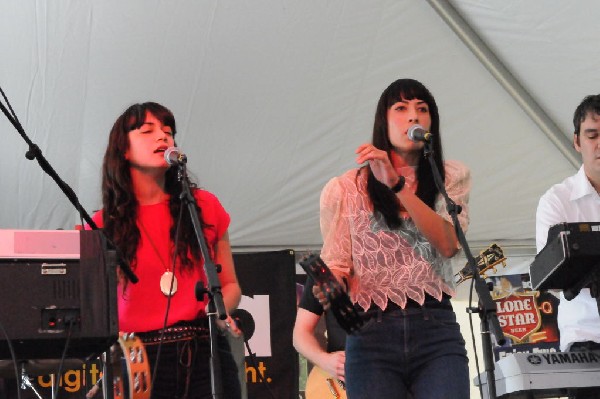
[454,243,507,285]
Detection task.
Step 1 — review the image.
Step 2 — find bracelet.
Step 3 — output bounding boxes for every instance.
[390,176,406,193]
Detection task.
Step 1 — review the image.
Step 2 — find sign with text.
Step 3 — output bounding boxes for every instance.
[234,250,299,399]
[489,273,560,361]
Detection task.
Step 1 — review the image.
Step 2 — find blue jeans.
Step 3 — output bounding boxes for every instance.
[345,303,469,399]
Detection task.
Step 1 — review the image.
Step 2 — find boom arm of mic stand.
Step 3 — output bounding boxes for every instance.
[0,98,138,284]
[177,163,226,399]
[423,141,504,399]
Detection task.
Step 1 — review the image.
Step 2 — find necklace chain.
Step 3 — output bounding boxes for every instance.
[138,221,178,296]
[138,222,172,272]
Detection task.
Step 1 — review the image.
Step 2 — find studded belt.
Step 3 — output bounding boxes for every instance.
[137,324,209,345]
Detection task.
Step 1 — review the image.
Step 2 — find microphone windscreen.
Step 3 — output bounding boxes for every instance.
[164,147,180,165]
[407,124,427,141]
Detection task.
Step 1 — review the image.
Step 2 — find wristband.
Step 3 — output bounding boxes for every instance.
[390,176,406,193]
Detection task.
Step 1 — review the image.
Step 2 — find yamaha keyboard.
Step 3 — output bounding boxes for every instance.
[530,222,600,291]
[475,351,600,398]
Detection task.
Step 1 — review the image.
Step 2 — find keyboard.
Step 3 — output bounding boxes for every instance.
[474,351,600,398]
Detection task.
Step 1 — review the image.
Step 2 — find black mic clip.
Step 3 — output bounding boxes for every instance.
[447,202,462,215]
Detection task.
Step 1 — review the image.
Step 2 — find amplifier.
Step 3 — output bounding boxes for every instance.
[0,230,118,360]
[530,222,600,290]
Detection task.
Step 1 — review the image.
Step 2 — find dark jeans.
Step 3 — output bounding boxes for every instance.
[145,332,241,399]
[345,300,469,399]
[569,341,600,399]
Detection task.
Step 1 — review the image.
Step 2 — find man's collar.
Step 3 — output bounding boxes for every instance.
[570,166,598,201]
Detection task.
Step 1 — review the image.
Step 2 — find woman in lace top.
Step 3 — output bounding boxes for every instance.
[318,79,471,398]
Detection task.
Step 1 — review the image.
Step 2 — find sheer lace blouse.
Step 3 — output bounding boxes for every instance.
[319,160,471,311]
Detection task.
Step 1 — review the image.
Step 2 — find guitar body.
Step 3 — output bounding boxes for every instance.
[112,333,151,399]
[305,366,347,399]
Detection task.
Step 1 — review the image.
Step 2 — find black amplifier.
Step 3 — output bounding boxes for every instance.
[530,222,600,291]
[0,230,118,360]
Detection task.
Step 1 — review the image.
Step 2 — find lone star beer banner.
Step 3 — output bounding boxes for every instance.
[489,273,560,360]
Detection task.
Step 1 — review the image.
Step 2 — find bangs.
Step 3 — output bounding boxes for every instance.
[385,80,433,108]
[122,103,177,136]
[123,105,147,132]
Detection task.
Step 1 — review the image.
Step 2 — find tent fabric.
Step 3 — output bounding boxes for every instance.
[1,1,597,252]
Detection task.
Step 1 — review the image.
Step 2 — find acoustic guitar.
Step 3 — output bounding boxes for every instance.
[305,365,346,399]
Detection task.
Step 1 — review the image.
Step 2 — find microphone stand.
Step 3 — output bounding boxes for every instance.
[174,160,226,399]
[0,93,138,284]
[422,139,505,399]
[0,88,136,399]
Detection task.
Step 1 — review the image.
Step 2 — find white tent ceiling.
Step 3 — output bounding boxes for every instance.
[1,0,597,254]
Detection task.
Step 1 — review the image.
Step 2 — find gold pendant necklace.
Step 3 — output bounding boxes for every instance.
[139,222,178,296]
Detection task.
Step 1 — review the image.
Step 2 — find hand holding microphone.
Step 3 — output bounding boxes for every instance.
[355,143,399,188]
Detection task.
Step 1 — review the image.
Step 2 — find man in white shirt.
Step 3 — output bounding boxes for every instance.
[536,94,600,399]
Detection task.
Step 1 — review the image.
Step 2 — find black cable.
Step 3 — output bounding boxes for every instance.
[0,85,20,126]
[242,337,276,399]
[150,199,185,387]
[51,319,75,399]
[467,278,485,399]
[0,319,22,399]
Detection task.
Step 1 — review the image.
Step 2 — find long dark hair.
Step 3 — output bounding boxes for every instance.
[101,102,202,280]
[367,79,445,229]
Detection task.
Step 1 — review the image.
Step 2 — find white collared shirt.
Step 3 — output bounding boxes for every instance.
[536,166,600,351]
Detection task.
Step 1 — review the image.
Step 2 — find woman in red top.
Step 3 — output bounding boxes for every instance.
[94,102,241,399]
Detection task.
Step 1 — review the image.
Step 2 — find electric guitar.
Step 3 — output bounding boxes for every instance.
[305,365,346,399]
[454,243,507,285]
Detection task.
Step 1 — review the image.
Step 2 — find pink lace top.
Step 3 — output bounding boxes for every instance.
[320,160,471,311]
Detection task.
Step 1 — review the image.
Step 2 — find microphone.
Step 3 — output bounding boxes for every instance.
[164,147,187,165]
[407,124,432,143]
